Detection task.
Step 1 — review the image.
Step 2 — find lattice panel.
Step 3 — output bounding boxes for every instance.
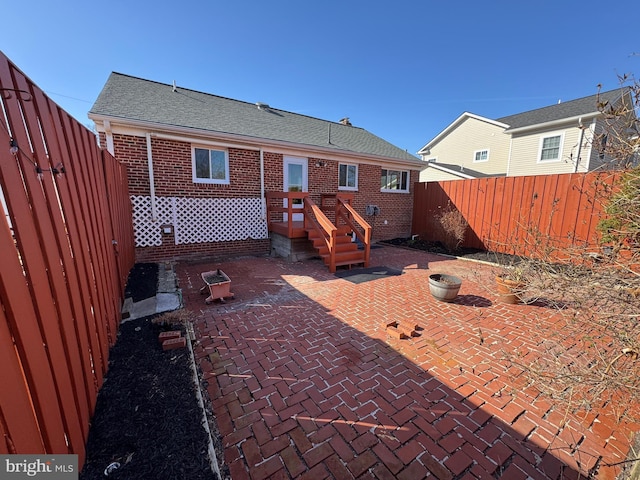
[131,195,268,247]
[131,196,173,247]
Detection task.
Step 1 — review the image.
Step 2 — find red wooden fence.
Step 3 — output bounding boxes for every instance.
[412,171,618,257]
[0,52,134,465]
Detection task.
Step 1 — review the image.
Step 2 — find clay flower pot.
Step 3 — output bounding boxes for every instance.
[495,274,525,304]
[429,274,462,302]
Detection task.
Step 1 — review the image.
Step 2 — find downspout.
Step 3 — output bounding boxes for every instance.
[506,136,514,176]
[146,133,157,221]
[575,118,585,173]
[104,120,114,155]
[260,148,266,219]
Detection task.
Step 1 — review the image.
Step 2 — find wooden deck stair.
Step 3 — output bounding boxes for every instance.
[307,226,366,270]
[265,191,371,273]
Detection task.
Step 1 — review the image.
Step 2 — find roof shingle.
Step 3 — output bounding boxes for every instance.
[90,73,421,163]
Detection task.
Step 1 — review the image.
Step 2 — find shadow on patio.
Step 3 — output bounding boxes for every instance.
[177,245,634,480]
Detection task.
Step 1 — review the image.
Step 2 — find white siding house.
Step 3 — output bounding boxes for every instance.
[418,88,634,181]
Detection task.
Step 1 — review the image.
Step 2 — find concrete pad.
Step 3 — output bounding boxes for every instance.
[125,296,157,321]
[156,292,182,313]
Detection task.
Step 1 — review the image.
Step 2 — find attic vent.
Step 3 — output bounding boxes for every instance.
[339,117,352,126]
[256,102,270,110]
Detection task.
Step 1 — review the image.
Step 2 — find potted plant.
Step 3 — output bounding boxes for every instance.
[495,267,526,304]
[428,273,462,302]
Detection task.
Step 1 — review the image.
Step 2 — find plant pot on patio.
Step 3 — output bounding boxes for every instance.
[428,274,462,302]
[200,269,234,304]
[495,274,525,304]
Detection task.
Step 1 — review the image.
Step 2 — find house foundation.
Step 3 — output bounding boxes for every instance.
[270,232,318,262]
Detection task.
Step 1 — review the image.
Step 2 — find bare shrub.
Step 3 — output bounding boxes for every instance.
[437,207,468,253]
[500,77,640,424]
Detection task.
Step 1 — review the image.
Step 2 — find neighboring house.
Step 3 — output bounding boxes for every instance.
[418,88,634,181]
[89,73,423,264]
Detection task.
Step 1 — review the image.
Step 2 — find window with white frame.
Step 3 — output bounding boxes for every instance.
[193,146,230,184]
[474,149,489,162]
[338,163,358,190]
[538,134,563,162]
[381,169,409,192]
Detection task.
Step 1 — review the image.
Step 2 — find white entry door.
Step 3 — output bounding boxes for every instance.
[283,156,308,222]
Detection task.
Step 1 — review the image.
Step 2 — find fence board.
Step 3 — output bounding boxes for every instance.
[413,171,616,258]
[14,70,89,454]
[0,51,134,466]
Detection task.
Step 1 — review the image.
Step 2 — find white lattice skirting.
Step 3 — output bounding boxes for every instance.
[131,195,268,247]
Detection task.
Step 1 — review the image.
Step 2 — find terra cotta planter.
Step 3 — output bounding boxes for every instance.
[201,269,234,304]
[495,274,524,304]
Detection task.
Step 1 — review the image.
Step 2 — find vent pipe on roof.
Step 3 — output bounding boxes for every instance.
[172,80,177,92]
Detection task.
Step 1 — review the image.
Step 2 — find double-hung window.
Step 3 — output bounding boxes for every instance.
[474,149,489,162]
[538,134,563,162]
[193,146,230,184]
[338,163,358,190]
[381,169,409,192]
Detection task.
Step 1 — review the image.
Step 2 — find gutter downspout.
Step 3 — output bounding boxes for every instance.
[146,133,157,221]
[104,120,114,155]
[506,136,514,176]
[575,118,585,173]
[260,148,266,219]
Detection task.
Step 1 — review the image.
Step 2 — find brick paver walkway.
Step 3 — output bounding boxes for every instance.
[177,246,636,479]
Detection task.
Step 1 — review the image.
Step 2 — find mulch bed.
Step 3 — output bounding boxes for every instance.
[124,263,159,302]
[381,237,523,265]
[80,265,218,480]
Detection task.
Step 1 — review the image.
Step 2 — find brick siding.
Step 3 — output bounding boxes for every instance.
[110,133,416,262]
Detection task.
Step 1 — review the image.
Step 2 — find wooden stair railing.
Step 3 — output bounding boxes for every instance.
[303,196,371,273]
[303,197,337,272]
[336,198,372,268]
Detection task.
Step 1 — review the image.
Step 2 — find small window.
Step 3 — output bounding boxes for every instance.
[474,149,489,162]
[338,163,358,190]
[539,134,563,162]
[193,147,229,184]
[381,169,409,192]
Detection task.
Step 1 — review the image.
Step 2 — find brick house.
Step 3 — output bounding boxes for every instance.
[89,73,423,267]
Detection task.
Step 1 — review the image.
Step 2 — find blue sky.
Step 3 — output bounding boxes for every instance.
[1,1,637,155]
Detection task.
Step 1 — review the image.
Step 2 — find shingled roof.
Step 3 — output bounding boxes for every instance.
[90,73,420,164]
[497,88,628,131]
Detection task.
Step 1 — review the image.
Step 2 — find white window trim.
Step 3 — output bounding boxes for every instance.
[192,145,230,184]
[380,168,410,193]
[338,163,358,191]
[537,132,564,163]
[473,149,489,163]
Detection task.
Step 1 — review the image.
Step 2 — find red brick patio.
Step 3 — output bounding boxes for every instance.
[177,245,637,479]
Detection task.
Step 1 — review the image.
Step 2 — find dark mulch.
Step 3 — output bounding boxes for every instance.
[124,263,159,302]
[382,237,523,266]
[80,265,217,480]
